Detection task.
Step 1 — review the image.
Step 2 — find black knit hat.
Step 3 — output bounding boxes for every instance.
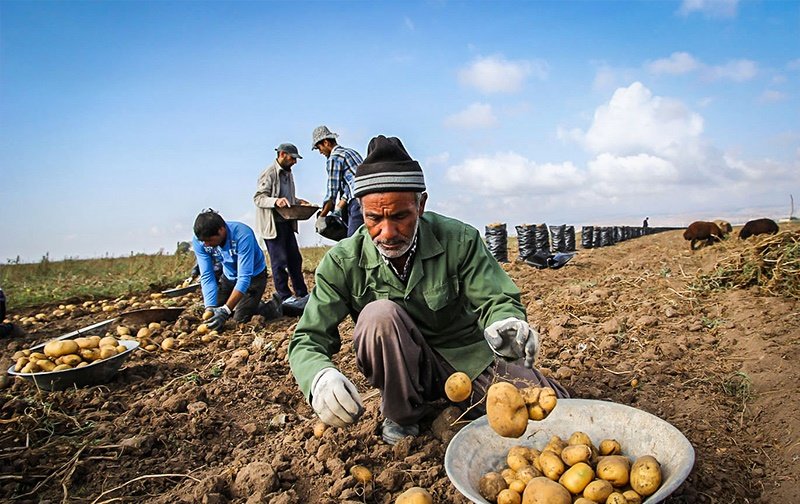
[353,135,426,198]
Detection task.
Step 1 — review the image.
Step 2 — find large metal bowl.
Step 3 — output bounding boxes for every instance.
[6,307,184,392]
[161,283,200,297]
[8,340,139,391]
[444,398,694,503]
[276,205,319,221]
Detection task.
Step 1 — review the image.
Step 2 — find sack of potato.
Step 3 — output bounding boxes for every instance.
[12,336,129,374]
[478,431,663,504]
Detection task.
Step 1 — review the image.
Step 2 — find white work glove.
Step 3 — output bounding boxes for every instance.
[311,368,363,427]
[206,305,231,330]
[484,318,540,368]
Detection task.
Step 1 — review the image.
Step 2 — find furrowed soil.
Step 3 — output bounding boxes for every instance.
[1,225,798,504]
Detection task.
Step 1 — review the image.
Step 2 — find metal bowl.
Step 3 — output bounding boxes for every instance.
[444,398,694,504]
[161,283,200,297]
[8,340,140,391]
[276,205,319,221]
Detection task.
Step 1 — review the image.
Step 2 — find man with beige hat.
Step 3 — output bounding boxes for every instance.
[311,125,364,237]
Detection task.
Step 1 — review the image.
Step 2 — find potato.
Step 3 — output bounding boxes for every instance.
[145,344,158,351]
[538,450,565,481]
[44,340,79,358]
[507,453,530,471]
[395,487,433,504]
[497,488,522,504]
[511,479,527,493]
[521,477,571,504]
[89,335,101,346]
[99,336,118,348]
[501,468,517,485]
[75,362,88,368]
[14,357,29,372]
[21,361,40,374]
[568,432,594,448]
[99,347,117,359]
[29,352,47,361]
[197,324,210,335]
[116,326,131,336]
[313,422,327,439]
[559,462,594,494]
[508,445,533,463]
[62,354,83,367]
[479,471,508,502]
[629,455,661,496]
[444,371,472,402]
[582,479,614,502]
[148,322,162,330]
[75,337,96,349]
[349,465,372,484]
[53,364,73,371]
[606,492,628,504]
[515,465,541,484]
[596,456,630,487]
[599,439,622,456]
[80,348,101,361]
[544,435,567,456]
[202,311,214,321]
[137,327,152,338]
[486,382,528,438]
[116,345,127,354]
[37,360,57,372]
[574,499,596,504]
[561,444,592,466]
[161,338,176,351]
[622,490,642,504]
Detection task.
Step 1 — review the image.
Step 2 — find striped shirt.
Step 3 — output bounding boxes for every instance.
[324,145,363,204]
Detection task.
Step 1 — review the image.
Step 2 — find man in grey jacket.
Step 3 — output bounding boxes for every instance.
[253,143,310,308]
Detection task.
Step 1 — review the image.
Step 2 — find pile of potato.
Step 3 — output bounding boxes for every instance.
[114,312,218,352]
[479,432,663,504]
[13,336,129,374]
[487,382,558,438]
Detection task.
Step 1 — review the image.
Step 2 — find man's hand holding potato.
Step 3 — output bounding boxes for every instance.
[311,368,363,427]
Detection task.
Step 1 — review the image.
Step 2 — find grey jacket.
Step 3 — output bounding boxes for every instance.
[253,160,298,241]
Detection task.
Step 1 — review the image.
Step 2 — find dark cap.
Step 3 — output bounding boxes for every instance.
[353,135,425,198]
[276,143,302,159]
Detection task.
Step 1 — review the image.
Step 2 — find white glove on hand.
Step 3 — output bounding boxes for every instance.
[484,318,540,368]
[311,368,363,427]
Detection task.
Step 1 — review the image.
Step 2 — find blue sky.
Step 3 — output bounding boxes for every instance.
[1,0,798,262]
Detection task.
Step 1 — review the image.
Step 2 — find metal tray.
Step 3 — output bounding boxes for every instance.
[276,205,319,221]
[161,283,201,297]
[8,340,140,391]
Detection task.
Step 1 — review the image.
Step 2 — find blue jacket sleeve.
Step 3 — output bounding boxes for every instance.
[232,227,257,294]
[192,238,218,308]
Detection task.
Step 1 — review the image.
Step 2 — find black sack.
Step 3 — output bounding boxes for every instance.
[581,226,594,248]
[565,226,576,252]
[315,214,347,242]
[534,223,550,252]
[549,225,566,252]
[485,223,509,263]
[515,224,536,261]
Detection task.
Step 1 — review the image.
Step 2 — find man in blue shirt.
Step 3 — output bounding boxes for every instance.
[312,125,365,237]
[192,209,271,330]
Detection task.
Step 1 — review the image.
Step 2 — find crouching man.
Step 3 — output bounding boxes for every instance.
[288,136,567,445]
[192,209,276,331]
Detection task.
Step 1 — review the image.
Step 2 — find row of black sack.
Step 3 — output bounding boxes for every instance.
[484,223,679,263]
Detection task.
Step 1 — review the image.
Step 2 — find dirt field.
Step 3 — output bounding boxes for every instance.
[2,224,798,503]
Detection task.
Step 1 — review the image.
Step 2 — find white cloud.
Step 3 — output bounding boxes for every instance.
[445,152,584,195]
[458,55,547,94]
[424,152,451,167]
[647,52,701,75]
[703,59,758,82]
[758,90,788,104]
[581,82,704,158]
[444,103,499,129]
[587,153,680,196]
[678,0,739,18]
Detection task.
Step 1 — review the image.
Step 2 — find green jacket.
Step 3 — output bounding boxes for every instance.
[288,212,525,400]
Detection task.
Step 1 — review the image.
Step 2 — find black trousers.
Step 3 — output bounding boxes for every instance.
[216,269,268,322]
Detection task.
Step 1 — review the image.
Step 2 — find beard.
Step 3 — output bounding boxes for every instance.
[373,220,419,259]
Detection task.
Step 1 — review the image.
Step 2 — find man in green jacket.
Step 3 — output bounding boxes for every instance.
[288,135,566,444]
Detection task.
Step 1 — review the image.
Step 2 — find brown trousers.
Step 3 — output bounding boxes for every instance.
[352,300,568,426]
